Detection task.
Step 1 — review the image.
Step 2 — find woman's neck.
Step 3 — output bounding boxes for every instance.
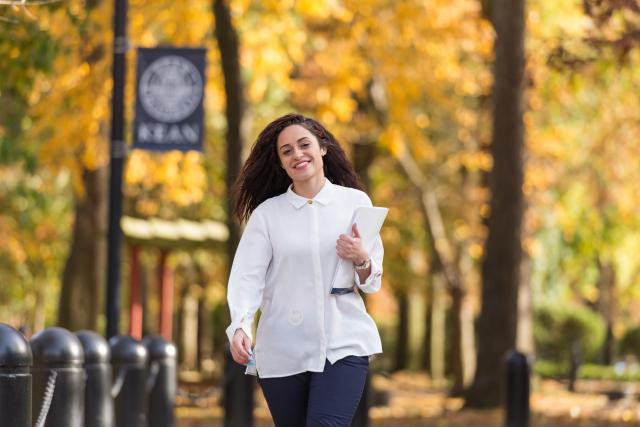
[292,174,326,199]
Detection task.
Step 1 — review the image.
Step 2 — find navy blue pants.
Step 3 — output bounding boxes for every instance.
[257,356,369,427]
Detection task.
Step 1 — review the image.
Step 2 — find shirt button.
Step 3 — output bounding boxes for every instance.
[307,199,313,204]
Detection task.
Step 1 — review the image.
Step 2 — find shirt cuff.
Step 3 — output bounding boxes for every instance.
[225,312,254,344]
[353,257,382,293]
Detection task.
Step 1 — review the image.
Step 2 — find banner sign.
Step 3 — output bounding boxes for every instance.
[134,47,206,152]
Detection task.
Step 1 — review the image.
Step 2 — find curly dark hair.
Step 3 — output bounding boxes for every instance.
[233,113,363,222]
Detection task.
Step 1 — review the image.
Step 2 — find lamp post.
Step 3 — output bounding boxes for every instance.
[106,0,128,339]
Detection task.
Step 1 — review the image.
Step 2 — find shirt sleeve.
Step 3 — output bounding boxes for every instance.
[353,192,384,293]
[225,208,272,344]
[354,236,383,293]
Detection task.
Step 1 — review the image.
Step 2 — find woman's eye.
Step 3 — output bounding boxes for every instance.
[301,143,310,148]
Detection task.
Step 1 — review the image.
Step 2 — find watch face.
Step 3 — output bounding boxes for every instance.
[139,55,203,123]
[355,259,370,270]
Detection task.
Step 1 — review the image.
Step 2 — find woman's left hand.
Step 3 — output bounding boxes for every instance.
[337,223,369,265]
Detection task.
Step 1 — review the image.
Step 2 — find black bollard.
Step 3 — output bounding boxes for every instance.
[143,336,177,427]
[109,335,148,427]
[505,350,530,427]
[0,324,32,427]
[30,327,85,427]
[76,331,114,427]
[223,344,254,427]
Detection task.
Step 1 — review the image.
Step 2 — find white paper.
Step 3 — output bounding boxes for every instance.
[330,206,388,294]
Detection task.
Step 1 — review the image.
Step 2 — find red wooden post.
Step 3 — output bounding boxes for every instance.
[158,249,174,341]
[129,245,143,339]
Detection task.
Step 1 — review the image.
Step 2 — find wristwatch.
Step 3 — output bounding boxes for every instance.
[354,258,371,270]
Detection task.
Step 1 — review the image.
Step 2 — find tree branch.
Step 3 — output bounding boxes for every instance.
[396,146,461,290]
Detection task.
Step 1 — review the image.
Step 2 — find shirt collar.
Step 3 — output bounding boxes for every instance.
[286,178,334,209]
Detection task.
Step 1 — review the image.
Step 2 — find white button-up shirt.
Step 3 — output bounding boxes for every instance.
[225,179,384,378]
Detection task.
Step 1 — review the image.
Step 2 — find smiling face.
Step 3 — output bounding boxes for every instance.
[276,124,327,185]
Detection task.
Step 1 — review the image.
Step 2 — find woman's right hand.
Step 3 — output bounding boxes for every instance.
[230,328,252,365]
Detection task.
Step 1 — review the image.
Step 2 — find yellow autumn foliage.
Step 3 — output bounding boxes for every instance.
[3,0,640,331]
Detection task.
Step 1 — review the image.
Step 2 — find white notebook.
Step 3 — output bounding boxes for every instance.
[330,206,388,295]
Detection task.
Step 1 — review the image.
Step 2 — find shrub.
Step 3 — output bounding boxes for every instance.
[579,363,640,381]
[535,361,640,381]
[534,302,606,365]
[533,359,569,378]
[619,326,640,360]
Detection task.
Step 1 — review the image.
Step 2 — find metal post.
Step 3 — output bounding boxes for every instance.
[76,331,114,427]
[110,335,148,427]
[505,350,530,427]
[106,0,129,339]
[143,336,177,427]
[0,324,32,427]
[30,327,85,427]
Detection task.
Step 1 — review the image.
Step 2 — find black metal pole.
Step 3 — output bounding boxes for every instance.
[106,0,128,339]
[505,350,530,427]
[76,330,114,427]
[143,336,177,427]
[31,328,86,427]
[0,324,32,427]
[110,336,148,427]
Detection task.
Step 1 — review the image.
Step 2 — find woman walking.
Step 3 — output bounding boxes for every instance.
[226,113,384,426]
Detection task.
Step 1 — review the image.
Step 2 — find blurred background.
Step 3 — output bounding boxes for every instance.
[2,0,640,425]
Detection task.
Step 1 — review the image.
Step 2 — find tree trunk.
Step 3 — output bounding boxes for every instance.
[182,288,199,370]
[459,288,476,388]
[450,239,477,394]
[393,289,410,371]
[58,167,107,331]
[32,285,46,334]
[176,281,186,365]
[352,77,383,191]
[407,290,426,370]
[430,273,446,384]
[465,0,526,408]
[352,138,377,191]
[449,286,464,395]
[421,286,432,372]
[596,257,616,364]
[214,0,244,265]
[517,254,534,354]
[141,263,150,337]
[198,291,214,371]
[453,246,476,392]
